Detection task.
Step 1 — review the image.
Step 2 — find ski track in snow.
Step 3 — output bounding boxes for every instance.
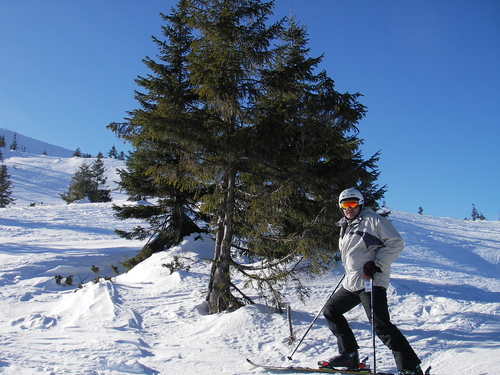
[0,153,499,374]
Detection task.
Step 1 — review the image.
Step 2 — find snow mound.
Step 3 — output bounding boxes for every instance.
[53,281,141,330]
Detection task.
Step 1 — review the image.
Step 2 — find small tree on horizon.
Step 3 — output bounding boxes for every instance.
[9,133,18,151]
[108,146,118,159]
[470,203,486,221]
[72,148,82,157]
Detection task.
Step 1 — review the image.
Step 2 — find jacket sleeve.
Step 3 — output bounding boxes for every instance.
[373,216,404,272]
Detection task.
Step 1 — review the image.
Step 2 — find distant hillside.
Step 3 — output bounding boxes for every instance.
[0,128,74,158]
[4,154,127,206]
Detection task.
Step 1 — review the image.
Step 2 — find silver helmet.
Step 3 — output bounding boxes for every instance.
[338,187,364,207]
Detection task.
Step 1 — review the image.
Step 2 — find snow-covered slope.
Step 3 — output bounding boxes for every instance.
[0,128,74,158]
[4,152,127,206]
[0,152,499,375]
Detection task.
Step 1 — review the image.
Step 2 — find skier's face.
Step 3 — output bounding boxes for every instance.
[343,206,360,220]
[341,200,361,220]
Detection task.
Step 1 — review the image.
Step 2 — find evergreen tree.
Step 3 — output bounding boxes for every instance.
[109,0,384,313]
[10,133,18,151]
[60,157,111,203]
[225,15,382,310]
[108,146,118,159]
[73,148,82,157]
[89,156,112,202]
[471,203,478,221]
[60,162,93,203]
[0,164,15,207]
[0,135,5,161]
[471,204,486,221]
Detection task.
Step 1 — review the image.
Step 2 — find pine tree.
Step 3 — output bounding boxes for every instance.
[471,203,479,221]
[224,16,383,310]
[0,135,5,161]
[60,157,111,203]
[89,156,111,202]
[10,133,18,151]
[108,146,118,159]
[0,164,15,207]
[60,162,93,203]
[109,0,384,313]
[73,148,82,157]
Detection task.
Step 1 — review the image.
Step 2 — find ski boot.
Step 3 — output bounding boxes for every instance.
[398,364,424,375]
[319,351,359,370]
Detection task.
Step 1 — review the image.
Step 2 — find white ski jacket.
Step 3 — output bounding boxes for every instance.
[336,207,404,292]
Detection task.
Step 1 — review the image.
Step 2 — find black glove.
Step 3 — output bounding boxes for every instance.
[363,261,382,279]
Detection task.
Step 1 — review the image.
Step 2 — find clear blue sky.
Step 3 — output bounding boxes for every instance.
[1,0,499,220]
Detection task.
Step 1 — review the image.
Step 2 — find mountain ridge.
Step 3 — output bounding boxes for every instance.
[0,128,74,158]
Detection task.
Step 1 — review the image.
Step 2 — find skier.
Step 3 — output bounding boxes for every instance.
[322,188,423,375]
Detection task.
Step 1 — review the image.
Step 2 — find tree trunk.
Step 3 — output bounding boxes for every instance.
[206,165,241,313]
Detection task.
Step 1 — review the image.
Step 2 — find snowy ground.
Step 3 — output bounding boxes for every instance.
[0,153,499,374]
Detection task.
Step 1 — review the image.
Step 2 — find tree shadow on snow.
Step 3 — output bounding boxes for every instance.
[393,219,500,278]
[391,277,500,304]
[0,217,116,237]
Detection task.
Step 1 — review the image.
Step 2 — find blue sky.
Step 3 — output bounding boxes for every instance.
[1,0,499,220]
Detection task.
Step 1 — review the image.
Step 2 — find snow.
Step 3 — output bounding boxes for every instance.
[0,128,74,158]
[1,148,499,374]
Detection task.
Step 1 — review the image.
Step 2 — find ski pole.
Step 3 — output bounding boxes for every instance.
[287,273,345,361]
[370,277,377,375]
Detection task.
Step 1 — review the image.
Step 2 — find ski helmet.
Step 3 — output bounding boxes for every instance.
[338,188,364,207]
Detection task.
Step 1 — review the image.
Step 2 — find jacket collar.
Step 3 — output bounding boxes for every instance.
[336,207,366,226]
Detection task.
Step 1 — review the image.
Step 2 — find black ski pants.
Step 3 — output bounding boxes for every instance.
[323,286,421,371]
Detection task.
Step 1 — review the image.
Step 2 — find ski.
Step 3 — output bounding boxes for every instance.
[246,358,393,374]
[247,358,433,375]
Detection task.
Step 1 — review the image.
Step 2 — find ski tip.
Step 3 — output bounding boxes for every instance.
[246,358,260,367]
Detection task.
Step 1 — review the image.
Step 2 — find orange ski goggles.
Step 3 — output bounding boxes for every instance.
[340,200,360,209]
